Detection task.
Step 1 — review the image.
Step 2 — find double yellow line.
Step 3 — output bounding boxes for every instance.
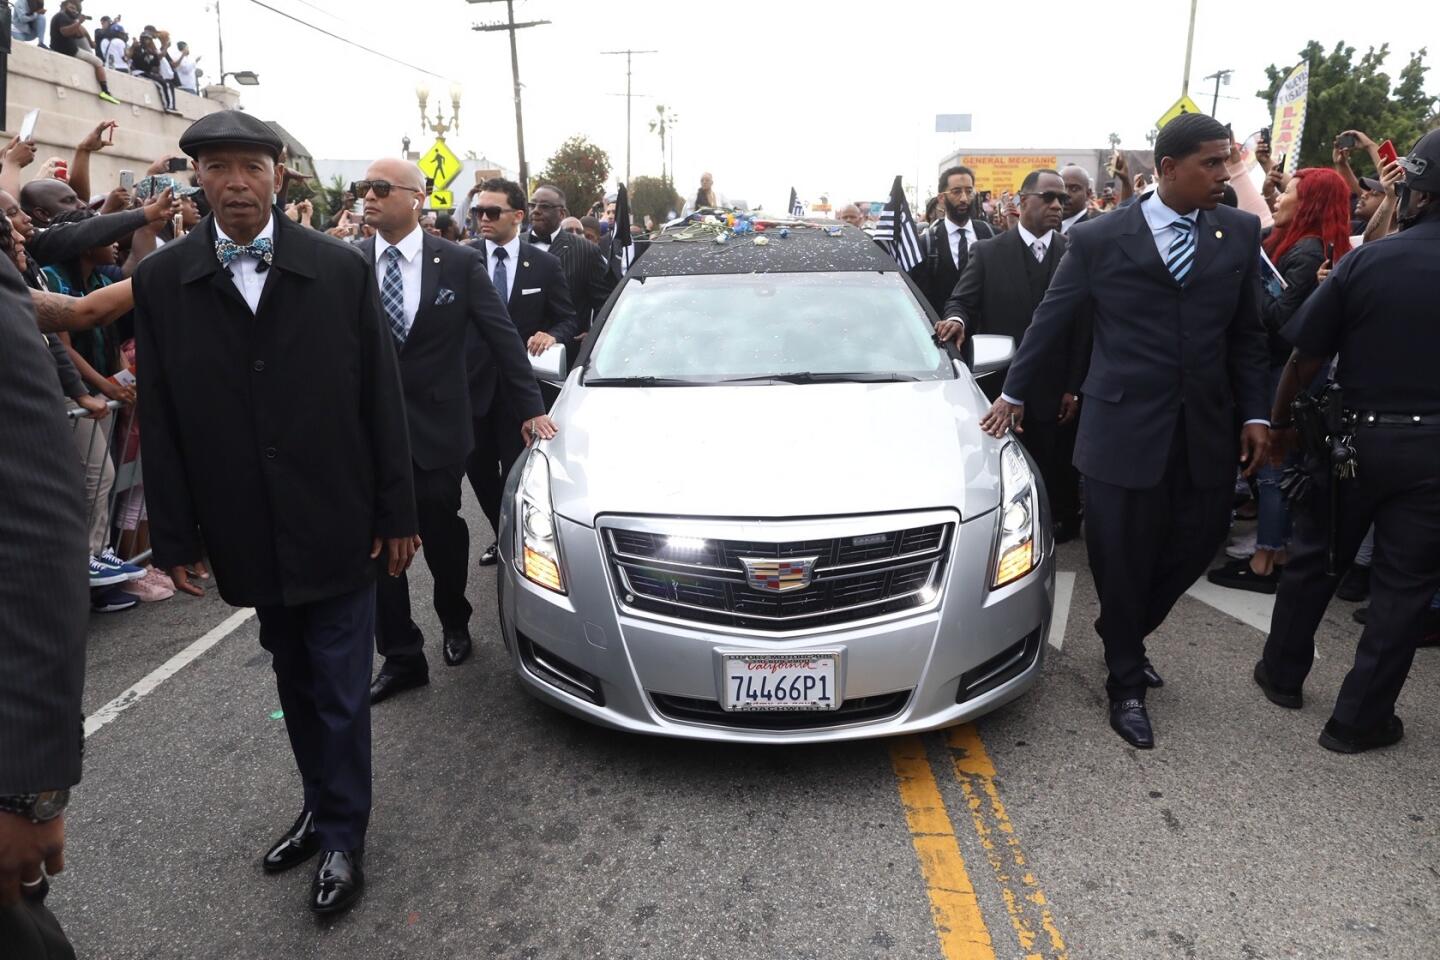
[889,725,1068,960]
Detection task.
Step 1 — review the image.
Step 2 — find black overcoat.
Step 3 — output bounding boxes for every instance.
[135,214,417,608]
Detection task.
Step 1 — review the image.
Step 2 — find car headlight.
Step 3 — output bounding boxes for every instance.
[515,450,566,593]
[991,441,1037,588]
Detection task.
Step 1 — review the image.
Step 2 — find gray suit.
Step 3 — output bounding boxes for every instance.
[0,252,88,796]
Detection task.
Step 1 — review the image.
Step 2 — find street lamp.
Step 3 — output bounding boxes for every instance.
[416,83,461,140]
[223,70,260,86]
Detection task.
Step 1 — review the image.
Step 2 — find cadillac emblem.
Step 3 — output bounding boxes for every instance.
[740,556,819,593]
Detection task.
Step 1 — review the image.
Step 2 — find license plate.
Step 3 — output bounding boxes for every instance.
[721,653,840,712]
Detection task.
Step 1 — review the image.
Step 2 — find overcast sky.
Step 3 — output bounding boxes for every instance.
[118,0,1437,208]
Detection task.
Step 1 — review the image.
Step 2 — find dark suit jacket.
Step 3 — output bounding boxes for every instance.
[0,254,88,795]
[532,230,616,334]
[1002,196,1269,490]
[942,229,1090,418]
[135,214,417,608]
[909,217,996,316]
[465,239,577,414]
[361,232,543,469]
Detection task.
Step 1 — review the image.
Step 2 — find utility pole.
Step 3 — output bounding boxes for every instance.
[601,49,657,184]
[1181,0,1198,95]
[1203,68,1233,116]
[470,0,550,191]
[213,0,226,80]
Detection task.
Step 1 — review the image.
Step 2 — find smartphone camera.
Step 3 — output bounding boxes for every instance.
[167,157,189,173]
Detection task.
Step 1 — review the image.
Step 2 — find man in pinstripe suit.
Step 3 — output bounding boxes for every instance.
[0,249,90,958]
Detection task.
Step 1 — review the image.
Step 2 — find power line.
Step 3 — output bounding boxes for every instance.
[242,0,459,83]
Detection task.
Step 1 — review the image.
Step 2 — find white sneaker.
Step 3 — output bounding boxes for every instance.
[1226,531,1257,559]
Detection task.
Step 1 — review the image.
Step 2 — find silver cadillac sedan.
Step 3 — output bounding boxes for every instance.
[496,224,1056,743]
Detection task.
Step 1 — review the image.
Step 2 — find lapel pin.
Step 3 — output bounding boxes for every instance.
[433,256,440,263]
[523,261,530,268]
[1215,230,1224,239]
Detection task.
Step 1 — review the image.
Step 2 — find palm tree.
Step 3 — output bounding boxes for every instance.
[648,104,679,187]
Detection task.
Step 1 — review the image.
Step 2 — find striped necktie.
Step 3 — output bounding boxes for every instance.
[381,246,408,344]
[1166,217,1196,284]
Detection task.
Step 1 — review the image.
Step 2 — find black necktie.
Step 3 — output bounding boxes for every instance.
[532,232,552,245]
[953,227,967,270]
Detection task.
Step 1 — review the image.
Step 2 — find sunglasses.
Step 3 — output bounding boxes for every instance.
[527,200,563,212]
[350,180,421,199]
[1021,191,1069,205]
[473,205,517,221]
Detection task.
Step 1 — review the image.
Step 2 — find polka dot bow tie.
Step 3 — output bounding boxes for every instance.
[214,237,274,267]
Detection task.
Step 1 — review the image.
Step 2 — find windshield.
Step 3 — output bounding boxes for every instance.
[585,271,951,384]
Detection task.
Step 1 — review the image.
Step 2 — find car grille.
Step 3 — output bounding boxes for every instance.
[602,522,953,632]
[650,691,911,729]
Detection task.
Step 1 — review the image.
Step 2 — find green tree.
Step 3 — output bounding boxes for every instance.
[538,136,611,214]
[1258,41,1435,171]
[628,175,683,227]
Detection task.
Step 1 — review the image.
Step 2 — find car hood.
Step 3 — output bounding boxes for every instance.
[541,376,1005,526]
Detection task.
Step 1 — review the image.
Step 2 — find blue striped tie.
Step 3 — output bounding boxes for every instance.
[381,246,407,344]
[1166,217,1196,284]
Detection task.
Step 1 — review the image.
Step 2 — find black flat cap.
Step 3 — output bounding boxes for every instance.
[179,110,284,160]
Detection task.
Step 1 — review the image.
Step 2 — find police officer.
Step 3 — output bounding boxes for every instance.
[1254,129,1440,754]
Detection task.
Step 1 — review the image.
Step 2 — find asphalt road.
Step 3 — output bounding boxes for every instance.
[58,491,1440,960]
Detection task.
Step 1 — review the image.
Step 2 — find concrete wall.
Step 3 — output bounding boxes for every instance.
[3,41,240,199]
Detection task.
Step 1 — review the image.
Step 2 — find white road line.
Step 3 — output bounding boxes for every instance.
[1048,571,1076,650]
[1184,577,1275,635]
[84,608,256,739]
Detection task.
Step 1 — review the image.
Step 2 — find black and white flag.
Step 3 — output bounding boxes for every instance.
[614,182,634,274]
[788,187,804,217]
[874,175,921,271]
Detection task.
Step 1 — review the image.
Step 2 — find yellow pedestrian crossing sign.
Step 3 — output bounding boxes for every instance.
[1156,95,1204,131]
[428,189,454,210]
[418,139,460,191]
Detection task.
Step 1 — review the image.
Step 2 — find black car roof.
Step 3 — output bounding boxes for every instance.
[630,221,901,278]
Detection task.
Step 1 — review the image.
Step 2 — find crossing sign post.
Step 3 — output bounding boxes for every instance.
[428,189,454,211]
[418,139,461,192]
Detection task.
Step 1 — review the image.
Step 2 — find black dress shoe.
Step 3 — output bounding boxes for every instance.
[442,626,472,666]
[311,849,364,915]
[1318,715,1404,754]
[478,541,499,567]
[1252,660,1302,709]
[1109,698,1154,749]
[1053,519,1081,545]
[262,810,319,874]
[368,669,429,705]
[1142,662,1164,688]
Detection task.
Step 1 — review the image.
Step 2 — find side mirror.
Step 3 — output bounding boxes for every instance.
[529,342,567,383]
[970,334,1015,376]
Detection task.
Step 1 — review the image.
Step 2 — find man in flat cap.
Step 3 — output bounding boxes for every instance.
[134,110,418,915]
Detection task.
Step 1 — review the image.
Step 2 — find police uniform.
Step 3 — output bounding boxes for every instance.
[1260,134,1440,749]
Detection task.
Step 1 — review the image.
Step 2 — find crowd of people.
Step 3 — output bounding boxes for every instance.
[1,94,1438,955]
[9,1,200,111]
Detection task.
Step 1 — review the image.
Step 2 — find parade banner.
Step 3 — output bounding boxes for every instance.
[1269,62,1309,175]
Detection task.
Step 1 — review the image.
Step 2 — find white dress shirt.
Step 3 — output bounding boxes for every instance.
[1141,191,1199,261]
[1060,207,1088,235]
[944,216,977,269]
[1016,224,1055,261]
[215,216,274,314]
[485,234,521,303]
[374,224,425,336]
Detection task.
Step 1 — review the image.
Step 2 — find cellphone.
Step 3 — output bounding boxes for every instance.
[18,109,39,143]
[1335,132,1359,150]
[1325,242,1335,263]
[119,169,134,190]
[167,157,189,173]
[1274,154,1286,172]
[1377,140,1398,167]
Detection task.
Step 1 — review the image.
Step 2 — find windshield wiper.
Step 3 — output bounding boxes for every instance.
[583,375,703,387]
[715,372,923,384]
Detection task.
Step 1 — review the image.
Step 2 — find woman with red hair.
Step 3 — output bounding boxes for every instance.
[1209,166,1353,594]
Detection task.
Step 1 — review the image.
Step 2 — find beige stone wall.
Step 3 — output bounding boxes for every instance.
[3,41,243,199]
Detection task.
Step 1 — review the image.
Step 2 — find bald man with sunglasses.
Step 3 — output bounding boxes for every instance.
[355,160,554,704]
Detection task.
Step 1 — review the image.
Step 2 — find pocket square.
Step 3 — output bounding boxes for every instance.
[521,287,542,295]
[434,288,456,306]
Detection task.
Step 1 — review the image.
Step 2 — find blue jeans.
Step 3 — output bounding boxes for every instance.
[10,4,46,43]
[1255,365,1293,551]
